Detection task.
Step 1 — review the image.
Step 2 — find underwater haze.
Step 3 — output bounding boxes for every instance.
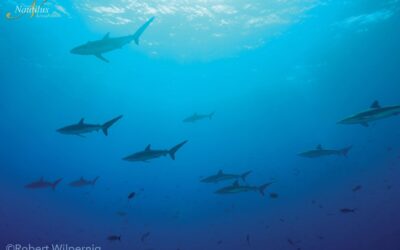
[1,0,400,249]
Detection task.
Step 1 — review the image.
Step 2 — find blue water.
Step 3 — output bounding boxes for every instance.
[1,0,400,249]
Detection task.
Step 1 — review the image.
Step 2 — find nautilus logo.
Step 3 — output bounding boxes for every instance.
[5,0,51,20]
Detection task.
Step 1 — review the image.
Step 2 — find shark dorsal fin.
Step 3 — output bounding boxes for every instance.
[145,144,151,151]
[40,176,44,181]
[233,180,239,187]
[316,144,323,150]
[79,118,84,125]
[80,176,84,181]
[218,170,223,175]
[103,32,110,40]
[370,100,381,109]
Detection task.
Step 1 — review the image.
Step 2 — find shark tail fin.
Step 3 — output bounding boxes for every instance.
[241,171,252,182]
[52,178,63,190]
[341,146,352,157]
[132,16,155,45]
[102,115,123,136]
[92,176,100,186]
[259,182,273,196]
[169,140,188,160]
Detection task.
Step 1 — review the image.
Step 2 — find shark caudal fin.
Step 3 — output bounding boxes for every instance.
[102,115,123,136]
[169,140,188,160]
[52,178,63,190]
[341,146,352,157]
[241,171,252,182]
[132,17,155,45]
[92,176,100,185]
[259,182,273,196]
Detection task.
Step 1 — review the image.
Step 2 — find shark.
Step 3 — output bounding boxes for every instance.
[123,140,188,162]
[25,177,63,190]
[298,144,352,158]
[69,176,99,187]
[215,180,273,196]
[183,112,215,123]
[338,100,400,127]
[201,170,252,183]
[70,17,155,62]
[57,115,123,137]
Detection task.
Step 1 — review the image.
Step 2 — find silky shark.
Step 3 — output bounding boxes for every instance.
[25,177,63,190]
[70,17,155,62]
[123,140,188,162]
[57,115,123,137]
[298,144,352,158]
[338,100,400,127]
[201,170,252,183]
[69,176,99,187]
[183,112,215,123]
[215,180,273,196]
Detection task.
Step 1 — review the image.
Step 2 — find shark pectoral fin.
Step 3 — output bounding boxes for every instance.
[361,122,369,127]
[95,54,109,63]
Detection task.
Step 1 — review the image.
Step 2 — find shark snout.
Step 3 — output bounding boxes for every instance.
[337,120,345,124]
[56,128,67,134]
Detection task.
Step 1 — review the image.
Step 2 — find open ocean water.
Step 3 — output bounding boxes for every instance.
[1,0,400,250]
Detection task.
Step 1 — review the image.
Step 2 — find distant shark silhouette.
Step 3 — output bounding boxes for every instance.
[201,170,252,183]
[69,177,99,187]
[70,17,155,62]
[183,112,214,123]
[123,140,188,162]
[215,180,273,196]
[57,115,123,137]
[25,177,63,190]
[338,100,400,127]
[298,144,352,158]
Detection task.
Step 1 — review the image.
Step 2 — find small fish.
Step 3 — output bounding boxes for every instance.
[217,240,222,245]
[352,185,362,192]
[269,192,278,199]
[340,208,356,213]
[246,234,250,246]
[128,192,136,199]
[141,232,150,242]
[108,235,121,241]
